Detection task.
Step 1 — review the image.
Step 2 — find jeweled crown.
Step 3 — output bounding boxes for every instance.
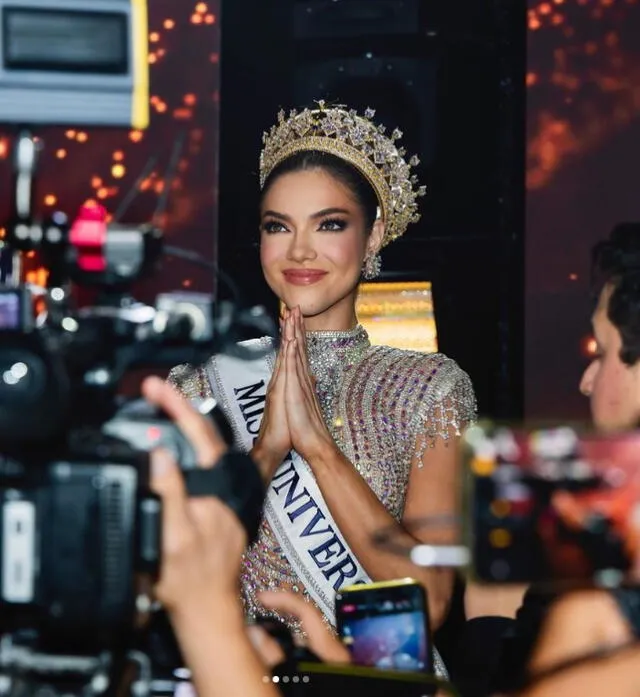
[259,101,426,247]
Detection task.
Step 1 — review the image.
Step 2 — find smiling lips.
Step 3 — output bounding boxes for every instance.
[282,269,328,285]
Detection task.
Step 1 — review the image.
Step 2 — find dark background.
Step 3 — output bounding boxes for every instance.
[4,0,633,422]
[217,0,526,421]
[0,0,221,302]
[525,0,640,421]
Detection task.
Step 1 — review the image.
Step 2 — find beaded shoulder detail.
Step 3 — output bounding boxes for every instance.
[167,362,213,401]
[334,346,476,480]
[371,346,477,444]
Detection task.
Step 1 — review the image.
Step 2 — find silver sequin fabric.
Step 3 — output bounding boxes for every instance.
[168,326,476,670]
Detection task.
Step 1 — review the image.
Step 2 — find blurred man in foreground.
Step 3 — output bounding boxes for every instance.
[517,224,640,694]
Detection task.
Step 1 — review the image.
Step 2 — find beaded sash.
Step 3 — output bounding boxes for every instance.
[205,337,371,623]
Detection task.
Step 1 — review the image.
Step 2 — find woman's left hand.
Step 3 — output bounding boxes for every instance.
[283,307,336,462]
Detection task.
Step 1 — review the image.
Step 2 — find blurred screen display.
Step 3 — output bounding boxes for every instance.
[3,8,128,72]
[467,425,640,585]
[336,582,431,673]
[0,291,20,330]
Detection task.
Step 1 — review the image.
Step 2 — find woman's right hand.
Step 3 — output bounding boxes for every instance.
[251,313,292,481]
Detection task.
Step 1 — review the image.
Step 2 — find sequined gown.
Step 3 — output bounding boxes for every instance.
[169,326,476,659]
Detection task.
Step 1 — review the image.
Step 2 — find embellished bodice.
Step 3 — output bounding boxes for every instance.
[168,326,476,625]
[306,325,371,438]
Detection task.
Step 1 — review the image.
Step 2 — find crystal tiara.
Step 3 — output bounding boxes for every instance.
[259,101,426,246]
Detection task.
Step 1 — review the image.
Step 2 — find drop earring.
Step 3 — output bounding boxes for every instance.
[362,253,382,280]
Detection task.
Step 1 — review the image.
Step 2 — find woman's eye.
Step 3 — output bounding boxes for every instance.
[319,218,347,232]
[262,220,288,234]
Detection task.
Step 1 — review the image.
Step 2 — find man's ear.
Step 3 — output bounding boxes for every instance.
[367,218,385,257]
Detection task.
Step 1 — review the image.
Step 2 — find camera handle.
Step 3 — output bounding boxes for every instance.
[3,130,39,287]
[0,636,154,697]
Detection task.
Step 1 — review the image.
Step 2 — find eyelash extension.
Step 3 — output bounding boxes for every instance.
[319,217,348,232]
[261,220,288,234]
[261,218,349,234]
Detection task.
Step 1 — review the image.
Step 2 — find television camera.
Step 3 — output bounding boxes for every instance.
[0,3,272,696]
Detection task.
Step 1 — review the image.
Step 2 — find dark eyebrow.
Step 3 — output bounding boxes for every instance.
[261,207,352,222]
[310,207,352,220]
[262,210,292,222]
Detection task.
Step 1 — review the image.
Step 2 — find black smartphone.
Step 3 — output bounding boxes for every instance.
[335,579,433,674]
[465,423,640,585]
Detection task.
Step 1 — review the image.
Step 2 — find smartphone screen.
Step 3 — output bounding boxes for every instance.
[0,291,21,330]
[466,424,640,584]
[335,579,432,673]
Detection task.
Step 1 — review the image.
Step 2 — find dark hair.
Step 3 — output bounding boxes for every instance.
[592,223,640,365]
[260,150,379,232]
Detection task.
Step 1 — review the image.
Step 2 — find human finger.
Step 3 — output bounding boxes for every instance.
[293,336,317,397]
[246,626,286,669]
[284,311,296,343]
[258,591,351,664]
[268,341,286,390]
[291,308,311,364]
[143,376,225,467]
[286,339,308,402]
[150,449,192,551]
[187,495,246,549]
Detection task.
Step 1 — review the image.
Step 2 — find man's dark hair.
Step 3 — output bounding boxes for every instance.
[592,223,640,365]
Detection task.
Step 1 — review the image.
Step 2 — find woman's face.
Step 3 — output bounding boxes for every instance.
[259,167,382,331]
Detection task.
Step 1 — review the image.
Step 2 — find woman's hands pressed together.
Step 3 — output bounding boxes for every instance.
[252,306,337,478]
[251,317,292,479]
[284,307,336,461]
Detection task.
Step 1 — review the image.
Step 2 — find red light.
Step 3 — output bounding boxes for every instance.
[69,204,108,272]
[147,426,162,443]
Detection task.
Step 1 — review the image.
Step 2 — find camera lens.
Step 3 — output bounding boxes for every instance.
[0,333,69,444]
[0,350,45,401]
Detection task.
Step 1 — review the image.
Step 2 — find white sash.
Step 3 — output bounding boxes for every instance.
[205,339,371,624]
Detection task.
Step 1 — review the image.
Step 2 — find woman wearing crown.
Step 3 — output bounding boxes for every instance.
[169,103,476,673]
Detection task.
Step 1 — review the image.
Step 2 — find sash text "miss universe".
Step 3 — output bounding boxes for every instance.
[234,381,366,590]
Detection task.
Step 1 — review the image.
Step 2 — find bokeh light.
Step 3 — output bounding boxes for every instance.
[527,0,640,190]
[0,0,220,297]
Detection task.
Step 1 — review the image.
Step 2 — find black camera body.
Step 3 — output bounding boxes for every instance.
[0,452,157,653]
[0,4,271,691]
[0,126,271,695]
[0,276,215,672]
[0,394,213,656]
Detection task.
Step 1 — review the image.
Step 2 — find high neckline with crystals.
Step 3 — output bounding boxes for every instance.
[305,324,370,426]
